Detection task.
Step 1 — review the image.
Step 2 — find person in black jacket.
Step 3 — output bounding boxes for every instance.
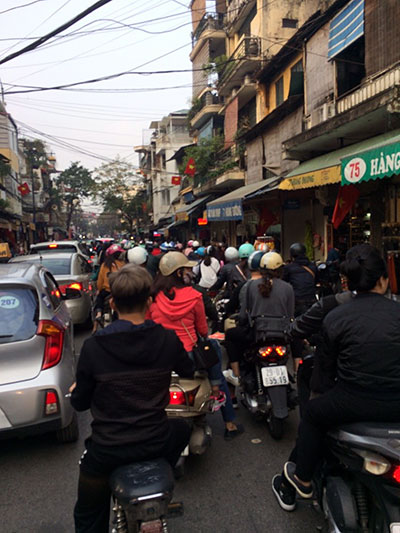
[283,243,317,316]
[279,244,400,504]
[71,264,194,533]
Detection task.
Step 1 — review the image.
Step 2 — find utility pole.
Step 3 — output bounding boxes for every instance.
[28,148,37,244]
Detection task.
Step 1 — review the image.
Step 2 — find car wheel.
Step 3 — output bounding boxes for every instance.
[56,411,79,443]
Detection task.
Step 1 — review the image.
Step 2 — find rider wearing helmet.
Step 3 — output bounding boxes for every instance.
[212,243,254,298]
[225,252,294,381]
[193,245,221,289]
[283,243,317,316]
[128,246,160,278]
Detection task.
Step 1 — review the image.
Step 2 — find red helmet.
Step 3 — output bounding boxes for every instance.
[106,244,123,256]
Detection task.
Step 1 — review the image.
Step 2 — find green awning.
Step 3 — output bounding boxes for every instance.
[341,131,400,185]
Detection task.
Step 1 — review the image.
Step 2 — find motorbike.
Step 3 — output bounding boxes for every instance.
[166,371,213,474]
[315,421,400,533]
[110,458,183,533]
[240,316,296,440]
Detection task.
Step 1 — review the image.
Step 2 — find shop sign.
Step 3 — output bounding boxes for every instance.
[279,166,340,190]
[283,199,300,210]
[175,211,189,222]
[341,141,400,185]
[0,243,11,259]
[207,200,243,221]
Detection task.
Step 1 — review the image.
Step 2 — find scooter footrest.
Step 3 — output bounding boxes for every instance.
[167,502,184,517]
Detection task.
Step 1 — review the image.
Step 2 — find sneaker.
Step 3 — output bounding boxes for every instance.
[232,397,239,409]
[224,423,244,441]
[283,462,313,499]
[223,369,240,387]
[210,391,226,412]
[272,474,296,511]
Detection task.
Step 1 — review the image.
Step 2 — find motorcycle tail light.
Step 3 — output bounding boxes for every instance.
[259,346,273,358]
[357,450,391,475]
[392,465,400,484]
[275,346,286,357]
[169,387,199,406]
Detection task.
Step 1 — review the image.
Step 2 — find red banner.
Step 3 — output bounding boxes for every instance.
[18,182,30,196]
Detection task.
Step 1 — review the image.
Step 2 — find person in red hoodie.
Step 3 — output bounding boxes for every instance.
[148,251,244,439]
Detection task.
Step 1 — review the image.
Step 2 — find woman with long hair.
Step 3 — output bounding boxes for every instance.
[148,251,243,439]
[275,244,400,510]
[93,244,125,330]
[193,245,221,289]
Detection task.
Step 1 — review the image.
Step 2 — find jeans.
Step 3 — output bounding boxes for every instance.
[74,418,190,533]
[294,384,400,481]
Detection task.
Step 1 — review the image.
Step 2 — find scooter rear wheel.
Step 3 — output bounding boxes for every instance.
[267,415,284,440]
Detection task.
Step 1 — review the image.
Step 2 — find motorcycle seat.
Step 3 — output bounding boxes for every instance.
[335,422,400,439]
[109,458,174,504]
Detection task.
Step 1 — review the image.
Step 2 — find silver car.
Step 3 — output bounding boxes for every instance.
[0,262,79,443]
[10,253,95,325]
[29,240,91,261]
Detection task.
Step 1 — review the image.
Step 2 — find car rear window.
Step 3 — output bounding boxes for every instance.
[0,288,39,344]
[24,257,72,275]
[31,244,77,254]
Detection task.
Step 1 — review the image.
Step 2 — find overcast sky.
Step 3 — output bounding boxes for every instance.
[0,0,193,171]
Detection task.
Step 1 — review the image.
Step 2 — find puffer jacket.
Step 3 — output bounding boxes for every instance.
[321,292,400,398]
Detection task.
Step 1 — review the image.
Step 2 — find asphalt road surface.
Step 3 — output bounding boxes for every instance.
[0,327,323,533]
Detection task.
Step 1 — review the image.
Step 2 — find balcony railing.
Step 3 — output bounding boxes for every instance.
[218,36,261,88]
[226,0,255,27]
[337,65,400,114]
[192,12,225,46]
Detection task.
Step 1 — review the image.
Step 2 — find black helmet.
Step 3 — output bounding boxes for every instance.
[290,243,306,258]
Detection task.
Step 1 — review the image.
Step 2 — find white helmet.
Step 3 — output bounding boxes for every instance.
[260,252,284,270]
[192,240,200,249]
[225,246,239,262]
[127,247,148,266]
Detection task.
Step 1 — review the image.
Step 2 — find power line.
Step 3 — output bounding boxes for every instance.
[0,0,113,66]
[0,0,47,16]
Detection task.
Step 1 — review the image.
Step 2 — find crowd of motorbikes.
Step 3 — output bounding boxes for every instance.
[88,244,400,533]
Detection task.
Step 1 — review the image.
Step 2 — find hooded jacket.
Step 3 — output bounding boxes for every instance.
[71,319,194,447]
[148,286,208,352]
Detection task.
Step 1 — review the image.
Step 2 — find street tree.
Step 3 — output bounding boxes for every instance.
[56,162,96,233]
[94,158,149,233]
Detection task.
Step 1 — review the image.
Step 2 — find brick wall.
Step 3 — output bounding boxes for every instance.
[192,41,210,99]
[365,0,400,76]
[192,0,205,33]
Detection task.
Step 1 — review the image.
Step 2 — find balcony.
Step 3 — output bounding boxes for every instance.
[190,90,224,130]
[225,0,256,33]
[283,64,400,161]
[190,12,226,61]
[218,36,261,97]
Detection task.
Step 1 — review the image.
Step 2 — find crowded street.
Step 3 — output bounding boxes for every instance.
[0,327,321,533]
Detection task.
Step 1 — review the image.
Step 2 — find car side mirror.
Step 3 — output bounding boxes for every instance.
[64,287,81,300]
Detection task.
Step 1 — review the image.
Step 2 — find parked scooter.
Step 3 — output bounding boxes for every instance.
[166,371,213,472]
[314,421,400,533]
[240,316,296,440]
[110,458,183,533]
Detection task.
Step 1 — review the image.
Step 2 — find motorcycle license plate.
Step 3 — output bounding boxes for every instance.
[261,366,289,387]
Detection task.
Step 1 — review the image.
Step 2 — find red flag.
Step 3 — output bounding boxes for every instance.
[332,185,359,229]
[257,207,277,235]
[171,175,181,186]
[184,157,196,176]
[18,182,30,196]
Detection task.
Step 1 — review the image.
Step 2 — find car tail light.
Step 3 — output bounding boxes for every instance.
[392,465,400,484]
[59,282,82,295]
[45,390,59,415]
[37,320,65,370]
[48,243,58,248]
[169,387,199,406]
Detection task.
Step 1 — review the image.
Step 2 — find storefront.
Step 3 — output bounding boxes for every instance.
[169,195,211,242]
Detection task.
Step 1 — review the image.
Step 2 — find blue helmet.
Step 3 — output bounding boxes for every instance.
[248,250,265,271]
[197,246,206,257]
[160,242,169,252]
[238,242,255,259]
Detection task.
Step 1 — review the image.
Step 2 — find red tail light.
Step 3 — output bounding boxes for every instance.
[275,346,286,357]
[48,243,58,248]
[45,390,59,415]
[258,345,287,360]
[259,347,273,358]
[37,320,65,370]
[169,387,199,406]
[392,465,400,484]
[59,282,82,295]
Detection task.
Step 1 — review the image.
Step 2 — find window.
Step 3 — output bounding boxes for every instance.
[336,37,365,97]
[0,288,38,344]
[282,18,298,29]
[289,60,304,97]
[275,77,284,107]
[161,189,170,205]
